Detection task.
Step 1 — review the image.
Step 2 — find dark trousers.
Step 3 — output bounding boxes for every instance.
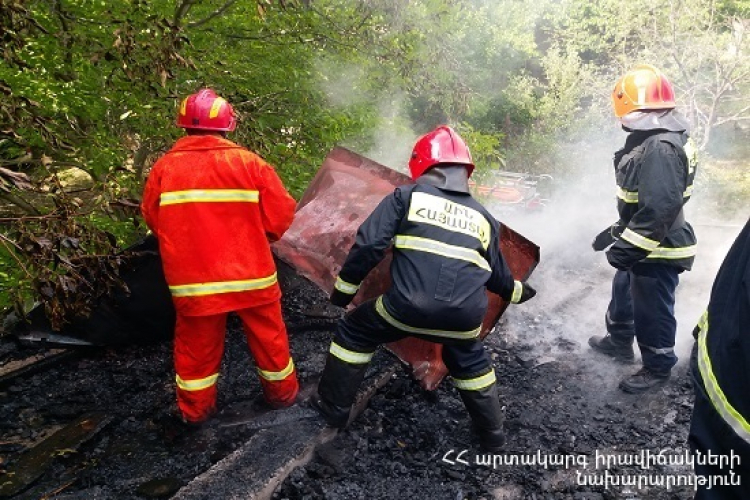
[336,299,492,379]
[606,263,681,373]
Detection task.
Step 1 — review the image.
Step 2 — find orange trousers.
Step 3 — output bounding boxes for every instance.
[173,300,299,423]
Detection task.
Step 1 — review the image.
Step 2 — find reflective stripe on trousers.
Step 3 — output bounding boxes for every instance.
[453,370,496,391]
[176,373,219,391]
[375,296,481,340]
[257,358,295,381]
[330,341,375,365]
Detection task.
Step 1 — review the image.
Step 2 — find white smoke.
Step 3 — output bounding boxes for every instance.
[494,128,745,368]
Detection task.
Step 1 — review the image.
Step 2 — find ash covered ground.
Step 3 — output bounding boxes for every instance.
[273,249,699,500]
[1,207,738,499]
[0,262,335,500]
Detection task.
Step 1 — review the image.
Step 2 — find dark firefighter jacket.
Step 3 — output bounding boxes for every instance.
[330,183,518,341]
[606,130,698,271]
[693,217,750,448]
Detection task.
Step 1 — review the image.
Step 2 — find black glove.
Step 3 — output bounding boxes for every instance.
[605,245,639,271]
[330,289,354,308]
[592,221,624,252]
[514,281,536,304]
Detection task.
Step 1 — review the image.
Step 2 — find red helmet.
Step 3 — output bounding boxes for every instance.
[176,88,236,132]
[611,65,676,118]
[408,126,474,180]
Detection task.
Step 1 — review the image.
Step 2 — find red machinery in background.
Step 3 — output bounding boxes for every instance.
[273,147,539,390]
[469,171,553,213]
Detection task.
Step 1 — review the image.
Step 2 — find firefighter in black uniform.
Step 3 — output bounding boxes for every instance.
[311,126,536,452]
[589,65,698,393]
[689,218,750,499]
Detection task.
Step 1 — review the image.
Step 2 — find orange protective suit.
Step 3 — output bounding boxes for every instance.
[141,134,299,422]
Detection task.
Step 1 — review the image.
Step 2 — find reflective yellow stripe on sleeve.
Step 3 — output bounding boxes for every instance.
[257,358,295,381]
[616,188,639,204]
[375,297,481,340]
[394,235,491,272]
[334,277,360,295]
[176,373,219,391]
[697,312,750,445]
[169,273,277,297]
[160,189,259,206]
[330,342,374,365]
[453,370,497,391]
[616,187,694,204]
[646,245,697,260]
[620,228,660,252]
[510,280,523,304]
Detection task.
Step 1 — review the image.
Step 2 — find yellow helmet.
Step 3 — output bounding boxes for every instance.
[612,65,676,118]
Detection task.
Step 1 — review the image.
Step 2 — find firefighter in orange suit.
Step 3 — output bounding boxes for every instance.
[141,88,299,424]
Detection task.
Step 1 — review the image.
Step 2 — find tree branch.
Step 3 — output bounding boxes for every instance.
[0,191,42,216]
[0,233,33,280]
[174,0,197,27]
[187,0,238,28]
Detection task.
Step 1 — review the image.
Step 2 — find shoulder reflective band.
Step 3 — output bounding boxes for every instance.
[330,342,374,365]
[394,235,491,272]
[407,192,491,249]
[453,370,496,391]
[176,373,219,391]
[257,358,295,381]
[334,276,360,295]
[375,296,481,340]
[160,189,259,206]
[646,245,697,260]
[511,280,523,304]
[620,228,659,252]
[616,187,693,204]
[169,273,277,297]
[697,312,750,445]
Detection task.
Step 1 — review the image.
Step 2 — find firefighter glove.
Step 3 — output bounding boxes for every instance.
[592,221,624,251]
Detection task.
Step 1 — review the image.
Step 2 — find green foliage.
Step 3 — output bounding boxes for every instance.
[454,123,505,180]
[1,0,749,324]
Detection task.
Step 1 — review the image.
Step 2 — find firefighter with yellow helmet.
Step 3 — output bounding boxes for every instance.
[589,65,698,393]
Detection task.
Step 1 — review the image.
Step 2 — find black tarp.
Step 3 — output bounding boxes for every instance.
[15,235,175,346]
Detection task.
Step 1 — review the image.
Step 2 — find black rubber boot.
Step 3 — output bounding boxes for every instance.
[311,353,369,428]
[458,383,506,453]
[618,367,671,394]
[588,333,636,364]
